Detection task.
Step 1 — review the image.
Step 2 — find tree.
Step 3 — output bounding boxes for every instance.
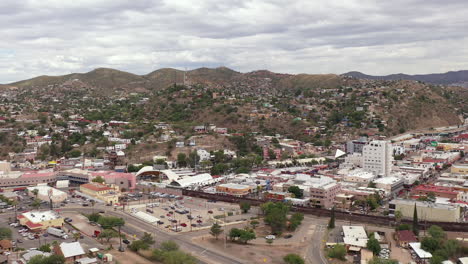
[367,233,382,255]
[328,206,335,229]
[396,224,411,231]
[0,227,12,240]
[31,198,42,209]
[32,188,39,198]
[228,228,243,241]
[154,250,197,264]
[129,240,150,252]
[429,255,445,264]
[289,213,304,231]
[328,244,346,260]
[87,213,101,223]
[141,232,155,245]
[73,232,81,242]
[29,255,65,264]
[287,186,304,199]
[177,153,187,167]
[98,229,119,243]
[421,237,440,253]
[92,176,105,184]
[283,253,305,264]
[368,258,398,264]
[394,210,403,224]
[240,201,251,213]
[160,240,179,252]
[209,223,223,240]
[38,243,51,252]
[427,225,445,240]
[427,192,436,202]
[412,204,419,236]
[250,220,259,229]
[238,229,256,244]
[262,202,290,234]
[228,228,256,244]
[98,216,125,229]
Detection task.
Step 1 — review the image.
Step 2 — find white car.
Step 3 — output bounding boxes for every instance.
[265,235,276,240]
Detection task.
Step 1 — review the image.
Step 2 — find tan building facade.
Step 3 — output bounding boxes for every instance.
[79,183,120,204]
[216,183,252,196]
[389,199,462,222]
[18,211,64,231]
[451,164,468,175]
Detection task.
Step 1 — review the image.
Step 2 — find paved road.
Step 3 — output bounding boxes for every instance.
[63,207,245,264]
[303,217,328,264]
[1,206,245,264]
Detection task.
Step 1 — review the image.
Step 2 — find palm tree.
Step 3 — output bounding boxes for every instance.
[11,200,18,223]
[32,189,39,198]
[73,232,81,242]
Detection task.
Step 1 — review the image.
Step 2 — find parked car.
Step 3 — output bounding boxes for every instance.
[284,234,293,239]
[265,235,276,240]
[122,239,130,244]
[180,223,187,227]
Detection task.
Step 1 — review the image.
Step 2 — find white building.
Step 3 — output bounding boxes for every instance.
[391,171,420,185]
[27,185,68,203]
[340,153,363,169]
[362,140,393,177]
[373,177,405,196]
[343,169,376,184]
[197,149,211,162]
[342,225,368,249]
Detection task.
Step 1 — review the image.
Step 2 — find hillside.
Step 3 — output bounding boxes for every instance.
[2,67,466,138]
[342,70,468,87]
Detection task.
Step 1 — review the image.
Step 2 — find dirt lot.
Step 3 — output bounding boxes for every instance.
[193,236,305,264]
[110,249,157,264]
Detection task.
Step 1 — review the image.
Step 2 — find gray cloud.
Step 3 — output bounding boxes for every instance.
[1,0,468,83]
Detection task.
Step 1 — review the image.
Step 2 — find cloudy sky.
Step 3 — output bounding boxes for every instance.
[1,0,468,83]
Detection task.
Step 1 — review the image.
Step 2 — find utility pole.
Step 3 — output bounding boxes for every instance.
[118,225,124,252]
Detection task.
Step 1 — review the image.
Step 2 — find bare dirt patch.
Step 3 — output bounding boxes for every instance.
[193,235,306,264]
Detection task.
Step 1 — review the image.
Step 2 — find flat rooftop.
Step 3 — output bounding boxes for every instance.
[22,210,61,223]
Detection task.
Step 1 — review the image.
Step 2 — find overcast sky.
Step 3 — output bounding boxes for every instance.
[1,0,468,83]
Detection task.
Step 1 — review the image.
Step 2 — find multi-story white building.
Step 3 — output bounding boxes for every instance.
[362,140,393,177]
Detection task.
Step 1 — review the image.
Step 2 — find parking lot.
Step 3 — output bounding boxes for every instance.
[125,192,254,233]
[0,215,101,251]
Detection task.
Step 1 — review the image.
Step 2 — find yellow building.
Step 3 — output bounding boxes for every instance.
[79,182,120,204]
[451,164,468,175]
[216,183,252,196]
[18,210,64,231]
[390,199,462,222]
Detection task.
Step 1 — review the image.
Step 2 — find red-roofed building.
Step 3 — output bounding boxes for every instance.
[411,184,458,199]
[396,230,418,248]
[453,133,468,142]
